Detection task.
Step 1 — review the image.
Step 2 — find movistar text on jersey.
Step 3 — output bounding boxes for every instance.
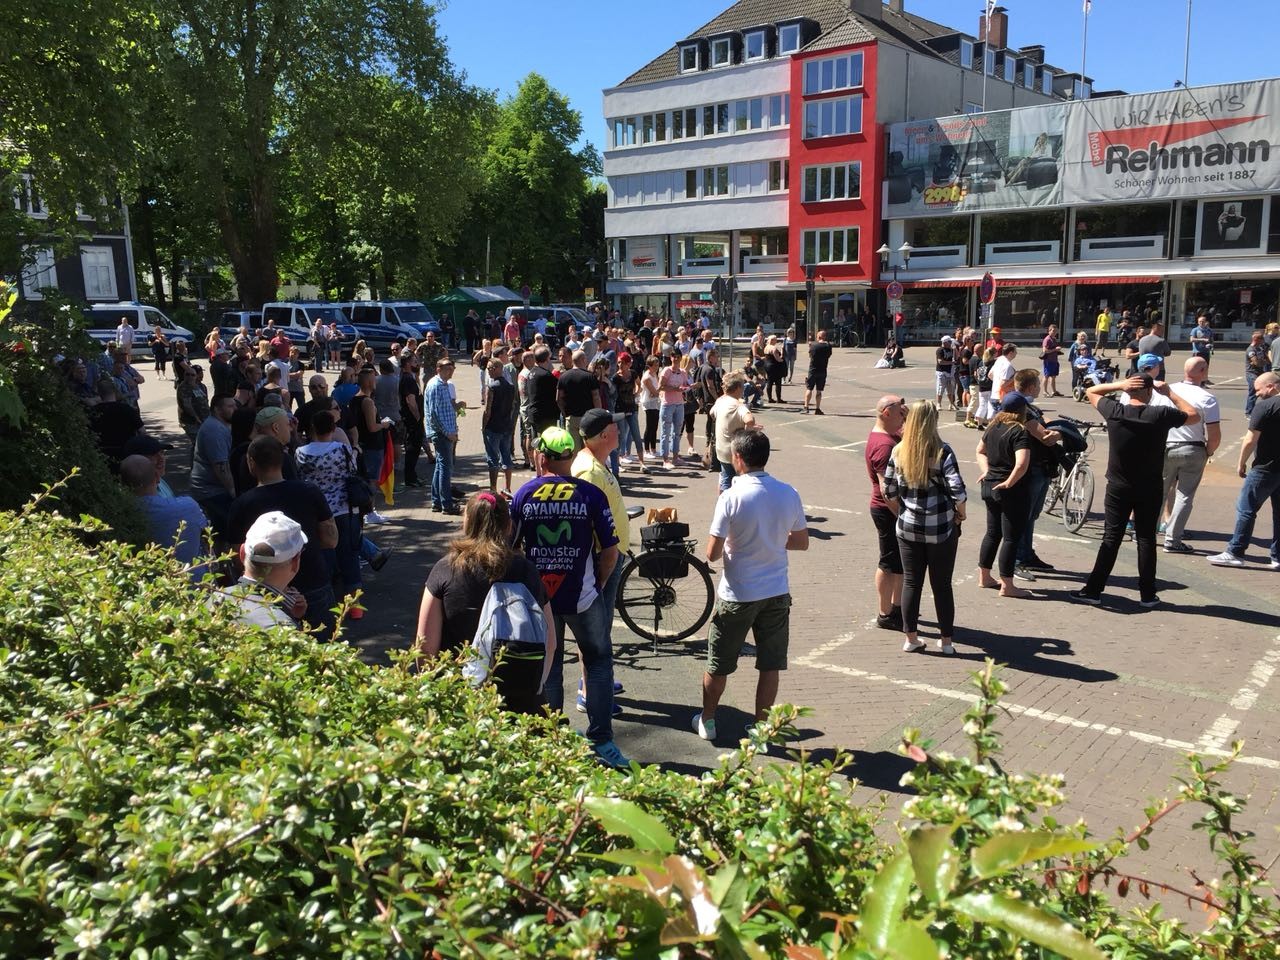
[1105,139,1271,173]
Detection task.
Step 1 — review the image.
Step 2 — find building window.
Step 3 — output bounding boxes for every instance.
[703,166,729,197]
[680,45,699,73]
[778,23,801,54]
[716,103,729,134]
[744,30,765,61]
[803,52,864,94]
[18,175,45,218]
[801,227,860,265]
[985,48,996,75]
[1023,63,1035,88]
[964,102,983,114]
[642,114,655,144]
[672,110,684,139]
[768,160,788,192]
[711,37,731,67]
[802,95,862,139]
[734,100,749,132]
[959,39,974,69]
[656,112,667,141]
[1042,70,1053,95]
[21,247,57,299]
[624,117,637,145]
[1073,79,1091,99]
[749,97,764,130]
[685,170,698,199]
[768,94,789,127]
[801,162,861,203]
[80,246,118,300]
[612,119,623,147]
[1003,55,1016,83]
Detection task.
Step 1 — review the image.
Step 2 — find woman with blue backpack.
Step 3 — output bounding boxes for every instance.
[414,492,554,714]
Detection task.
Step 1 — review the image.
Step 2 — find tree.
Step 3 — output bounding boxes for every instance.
[455,74,601,300]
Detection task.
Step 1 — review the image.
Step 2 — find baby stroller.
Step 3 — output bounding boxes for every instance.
[1072,358,1118,402]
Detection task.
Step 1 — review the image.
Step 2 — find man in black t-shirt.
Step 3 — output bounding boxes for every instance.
[803,330,833,415]
[228,436,339,633]
[1211,372,1280,567]
[527,346,560,436]
[697,348,724,469]
[89,379,143,458]
[557,350,601,449]
[399,357,425,487]
[1073,364,1199,607]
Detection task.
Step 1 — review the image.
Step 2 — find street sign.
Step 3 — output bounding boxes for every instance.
[979,272,996,305]
[886,280,904,301]
[584,287,595,300]
[710,275,727,303]
[980,302,994,322]
[888,299,903,315]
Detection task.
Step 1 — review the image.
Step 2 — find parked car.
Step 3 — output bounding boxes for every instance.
[501,305,591,345]
[84,303,194,358]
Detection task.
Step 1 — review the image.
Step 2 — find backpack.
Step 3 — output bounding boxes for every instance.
[463,580,547,687]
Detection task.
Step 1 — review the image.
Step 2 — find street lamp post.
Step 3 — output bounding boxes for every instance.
[876,242,913,332]
[804,263,817,343]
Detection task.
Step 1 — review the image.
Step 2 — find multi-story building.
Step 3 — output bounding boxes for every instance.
[880,76,1280,344]
[603,0,1082,330]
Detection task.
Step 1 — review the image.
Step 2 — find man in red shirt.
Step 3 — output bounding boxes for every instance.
[865,394,908,630]
[503,313,522,346]
[984,325,1005,353]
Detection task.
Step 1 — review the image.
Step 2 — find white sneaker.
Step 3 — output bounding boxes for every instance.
[364,510,389,525]
[936,639,956,655]
[902,638,926,653]
[692,712,717,741]
[620,456,635,465]
[1207,551,1244,567]
[1271,559,1280,571]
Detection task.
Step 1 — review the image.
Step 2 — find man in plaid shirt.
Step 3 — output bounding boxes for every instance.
[425,358,460,514]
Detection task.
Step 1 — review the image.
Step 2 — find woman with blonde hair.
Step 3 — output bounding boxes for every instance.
[883,400,967,655]
[975,394,1034,598]
[415,492,555,713]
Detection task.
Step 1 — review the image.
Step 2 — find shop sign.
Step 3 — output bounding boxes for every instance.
[885,78,1280,217]
[625,237,663,278]
[1065,80,1280,203]
[1241,289,1253,304]
[676,299,713,309]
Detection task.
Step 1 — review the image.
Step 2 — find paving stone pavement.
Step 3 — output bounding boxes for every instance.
[135,342,1280,917]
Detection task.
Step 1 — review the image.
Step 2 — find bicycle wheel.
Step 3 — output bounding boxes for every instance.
[616,548,715,642]
[847,330,861,349]
[1062,462,1096,533]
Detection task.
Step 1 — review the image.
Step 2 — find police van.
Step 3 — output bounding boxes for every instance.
[84,303,194,358]
[260,302,355,356]
[337,301,438,352]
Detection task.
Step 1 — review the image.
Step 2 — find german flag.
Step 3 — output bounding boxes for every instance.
[378,428,395,507]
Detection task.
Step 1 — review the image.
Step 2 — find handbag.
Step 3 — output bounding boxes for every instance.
[343,446,375,513]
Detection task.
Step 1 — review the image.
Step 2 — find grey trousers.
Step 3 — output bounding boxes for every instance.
[1162,443,1208,546]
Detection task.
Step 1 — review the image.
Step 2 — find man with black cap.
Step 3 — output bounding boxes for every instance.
[123,434,177,498]
[1072,354,1200,608]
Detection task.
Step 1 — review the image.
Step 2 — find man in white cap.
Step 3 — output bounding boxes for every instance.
[223,511,308,629]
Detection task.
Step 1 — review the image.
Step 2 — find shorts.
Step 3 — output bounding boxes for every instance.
[1042,360,1060,377]
[871,506,904,574]
[935,371,954,394]
[706,594,791,676]
[1096,330,1110,348]
[805,371,827,391]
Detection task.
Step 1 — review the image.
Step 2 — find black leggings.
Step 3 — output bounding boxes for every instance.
[1083,483,1160,600]
[978,483,1030,577]
[643,408,659,452]
[898,531,959,636]
[765,363,784,402]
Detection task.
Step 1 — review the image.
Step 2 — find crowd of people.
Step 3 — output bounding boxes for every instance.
[55,299,1280,769]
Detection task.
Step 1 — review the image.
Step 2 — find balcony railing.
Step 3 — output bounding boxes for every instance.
[1078,235,1165,262]
[984,240,1060,265]
[739,254,788,275]
[680,256,729,276]
[903,244,967,269]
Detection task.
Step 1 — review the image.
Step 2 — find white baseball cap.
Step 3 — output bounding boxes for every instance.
[243,511,307,564]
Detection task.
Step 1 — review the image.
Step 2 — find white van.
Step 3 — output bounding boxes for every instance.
[261,302,355,356]
[85,303,194,358]
[501,305,591,343]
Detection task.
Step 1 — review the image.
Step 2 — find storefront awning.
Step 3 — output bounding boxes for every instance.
[897,275,1161,290]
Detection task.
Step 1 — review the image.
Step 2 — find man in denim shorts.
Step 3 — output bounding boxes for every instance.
[692,431,808,742]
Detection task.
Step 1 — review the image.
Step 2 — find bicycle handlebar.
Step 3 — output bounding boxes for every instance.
[1054,416,1103,432]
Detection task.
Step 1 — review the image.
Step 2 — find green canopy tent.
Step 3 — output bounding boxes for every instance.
[424,286,528,326]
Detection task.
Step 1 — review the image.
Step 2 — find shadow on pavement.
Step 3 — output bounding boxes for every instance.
[953,627,1119,683]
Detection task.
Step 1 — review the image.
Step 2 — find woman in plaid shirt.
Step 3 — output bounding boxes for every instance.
[883,400,968,655]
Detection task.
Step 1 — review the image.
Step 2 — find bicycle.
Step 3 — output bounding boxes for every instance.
[834,323,861,349]
[615,507,715,644]
[1041,417,1100,534]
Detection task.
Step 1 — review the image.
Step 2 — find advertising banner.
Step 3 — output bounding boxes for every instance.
[624,236,663,278]
[884,103,1067,218]
[1063,80,1280,202]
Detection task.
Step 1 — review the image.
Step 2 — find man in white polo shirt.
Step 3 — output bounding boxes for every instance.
[693,430,808,742]
[1160,355,1221,553]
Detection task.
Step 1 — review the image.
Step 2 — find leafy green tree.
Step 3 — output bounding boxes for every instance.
[457,73,601,300]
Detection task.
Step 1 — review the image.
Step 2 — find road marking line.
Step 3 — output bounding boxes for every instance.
[1213,376,1242,386]
[772,418,813,428]
[1228,640,1280,711]
[1198,715,1241,751]
[796,631,1280,770]
[804,503,858,515]
[803,441,866,452]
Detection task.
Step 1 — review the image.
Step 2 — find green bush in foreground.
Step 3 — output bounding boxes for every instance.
[0,499,1276,958]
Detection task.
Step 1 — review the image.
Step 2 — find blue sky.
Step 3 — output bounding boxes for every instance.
[437,0,1275,150]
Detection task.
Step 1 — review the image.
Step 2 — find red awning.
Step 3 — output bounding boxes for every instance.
[898,275,1161,290]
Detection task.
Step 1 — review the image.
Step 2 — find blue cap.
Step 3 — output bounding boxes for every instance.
[999,393,1029,414]
[1136,353,1163,371]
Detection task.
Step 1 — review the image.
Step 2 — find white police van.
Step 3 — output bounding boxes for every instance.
[261,302,355,356]
[85,303,194,358]
[339,301,437,352]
